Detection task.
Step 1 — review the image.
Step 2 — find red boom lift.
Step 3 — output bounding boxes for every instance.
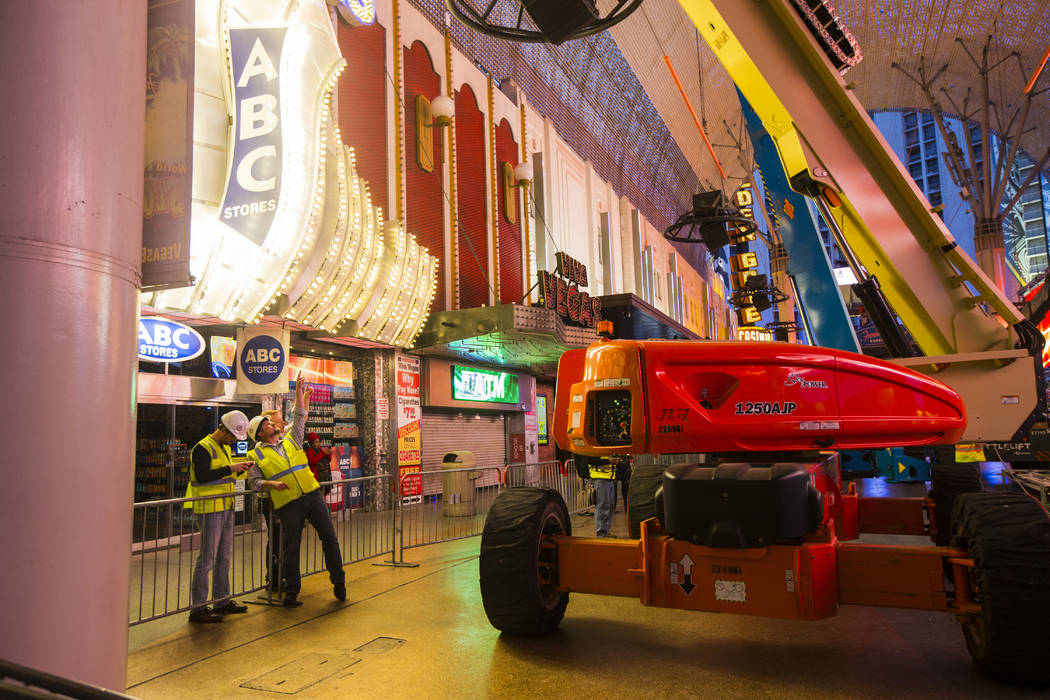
[478,340,1050,685]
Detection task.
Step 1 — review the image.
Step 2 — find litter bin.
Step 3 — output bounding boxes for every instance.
[442,450,480,517]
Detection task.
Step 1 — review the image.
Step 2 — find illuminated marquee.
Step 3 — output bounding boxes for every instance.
[728,186,756,242]
[330,0,376,25]
[146,0,437,348]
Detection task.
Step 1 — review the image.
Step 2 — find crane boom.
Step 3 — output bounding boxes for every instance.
[678,0,1041,442]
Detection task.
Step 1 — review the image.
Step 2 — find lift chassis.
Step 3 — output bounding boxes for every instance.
[478,341,1050,685]
[551,462,961,621]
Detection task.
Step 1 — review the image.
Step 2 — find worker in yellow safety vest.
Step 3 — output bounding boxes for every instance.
[186,410,253,623]
[583,454,618,538]
[246,371,346,608]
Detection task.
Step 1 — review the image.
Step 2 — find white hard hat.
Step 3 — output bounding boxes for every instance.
[247,414,270,443]
[220,410,249,441]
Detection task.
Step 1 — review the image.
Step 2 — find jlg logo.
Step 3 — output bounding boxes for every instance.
[784,372,828,389]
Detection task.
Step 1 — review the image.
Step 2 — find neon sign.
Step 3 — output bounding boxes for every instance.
[452,366,520,404]
[138,318,205,362]
[736,326,773,342]
[537,252,603,330]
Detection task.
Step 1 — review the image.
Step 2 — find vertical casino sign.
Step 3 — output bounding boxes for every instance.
[220,28,287,245]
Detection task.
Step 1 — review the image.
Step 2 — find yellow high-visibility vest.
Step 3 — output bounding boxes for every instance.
[251,436,318,510]
[588,457,617,480]
[184,435,237,513]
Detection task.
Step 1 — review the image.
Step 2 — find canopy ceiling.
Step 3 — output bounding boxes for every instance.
[604,0,1050,190]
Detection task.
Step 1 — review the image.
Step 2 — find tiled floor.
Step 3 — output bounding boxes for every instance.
[126,479,1044,699]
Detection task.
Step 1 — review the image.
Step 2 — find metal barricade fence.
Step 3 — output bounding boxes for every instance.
[397,465,505,551]
[503,460,589,515]
[296,474,395,582]
[130,464,590,623]
[130,490,268,625]
[129,474,395,625]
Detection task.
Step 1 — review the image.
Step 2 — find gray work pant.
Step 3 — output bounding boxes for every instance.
[190,509,234,608]
[594,478,617,537]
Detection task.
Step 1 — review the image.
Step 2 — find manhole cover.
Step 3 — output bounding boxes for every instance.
[241,653,360,694]
[353,636,406,654]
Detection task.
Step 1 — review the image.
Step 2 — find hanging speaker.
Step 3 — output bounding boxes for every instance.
[523,0,599,44]
[692,190,725,214]
[699,223,731,251]
[692,190,731,250]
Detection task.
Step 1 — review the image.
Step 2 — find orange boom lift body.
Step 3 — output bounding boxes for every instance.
[544,339,967,620]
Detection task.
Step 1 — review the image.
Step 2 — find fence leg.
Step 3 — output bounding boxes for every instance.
[374,479,418,568]
[248,498,285,607]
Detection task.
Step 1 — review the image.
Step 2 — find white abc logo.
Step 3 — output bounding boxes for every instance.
[243,347,282,363]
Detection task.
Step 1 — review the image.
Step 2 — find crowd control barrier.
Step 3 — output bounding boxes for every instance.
[130,462,584,624]
[130,474,395,625]
[130,491,269,625]
[503,460,589,515]
[397,465,506,552]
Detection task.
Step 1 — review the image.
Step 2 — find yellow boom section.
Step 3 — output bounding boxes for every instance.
[678,0,1021,356]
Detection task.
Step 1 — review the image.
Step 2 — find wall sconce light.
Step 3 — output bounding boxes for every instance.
[429,95,454,127]
[501,160,536,224]
[511,160,533,188]
[416,94,455,172]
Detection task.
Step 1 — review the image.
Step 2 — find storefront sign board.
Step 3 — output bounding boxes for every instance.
[138,318,205,363]
[235,326,290,394]
[396,354,422,503]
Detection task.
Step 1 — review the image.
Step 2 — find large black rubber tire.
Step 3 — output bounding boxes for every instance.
[479,487,571,635]
[627,464,665,539]
[929,462,982,545]
[950,492,1050,685]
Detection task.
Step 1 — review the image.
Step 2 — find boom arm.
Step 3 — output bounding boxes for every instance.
[676,0,1039,441]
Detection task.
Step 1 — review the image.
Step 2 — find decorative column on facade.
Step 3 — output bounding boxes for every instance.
[445,28,460,308]
[391,0,405,222]
[521,101,532,304]
[488,73,500,304]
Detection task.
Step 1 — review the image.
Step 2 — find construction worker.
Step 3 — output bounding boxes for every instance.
[255,409,288,594]
[584,453,618,537]
[186,410,253,623]
[247,372,346,608]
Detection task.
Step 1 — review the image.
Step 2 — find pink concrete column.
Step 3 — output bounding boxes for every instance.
[0,2,144,691]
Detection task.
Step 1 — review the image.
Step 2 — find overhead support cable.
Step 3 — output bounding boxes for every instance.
[664,55,726,181]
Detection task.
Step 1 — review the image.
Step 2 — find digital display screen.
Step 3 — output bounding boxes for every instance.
[210,336,236,378]
[594,390,632,446]
[452,365,519,404]
[536,395,548,445]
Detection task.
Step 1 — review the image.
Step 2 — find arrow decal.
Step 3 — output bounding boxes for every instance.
[678,553,695,595]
